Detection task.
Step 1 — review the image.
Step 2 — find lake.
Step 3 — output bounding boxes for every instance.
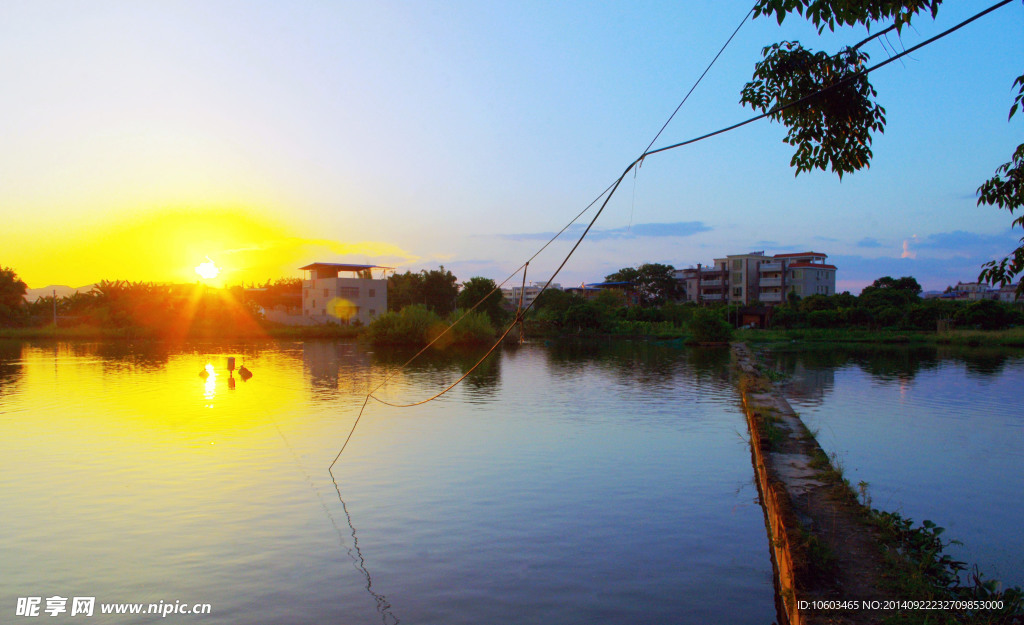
[0,339,776,624]
[757,344,1024,590]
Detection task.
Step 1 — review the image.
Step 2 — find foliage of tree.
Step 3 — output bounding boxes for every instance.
[605,263,682,306]
[421,266,458,316]
[246,278,302,310]
[531,288,575,317]
[866,275,922,295]
[0,266,28,325]
[768,274,1024,331]
[978,75,1024,294]
[741,40,884,178]
[457,277,508,325]
[387,267,459,316]
[387,271,424,312]
[742,0,1024,290]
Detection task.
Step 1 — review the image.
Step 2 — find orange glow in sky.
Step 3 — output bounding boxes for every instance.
[6,206,417,288]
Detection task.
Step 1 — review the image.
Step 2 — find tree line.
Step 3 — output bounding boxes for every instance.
[4,262,1020,339]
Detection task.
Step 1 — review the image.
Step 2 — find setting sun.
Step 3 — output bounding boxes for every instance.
[195,257,221,280]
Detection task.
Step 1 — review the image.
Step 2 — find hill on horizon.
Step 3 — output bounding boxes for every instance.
[25,284,97,302]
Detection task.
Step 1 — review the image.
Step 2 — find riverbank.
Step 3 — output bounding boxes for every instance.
[735,327,1024,347]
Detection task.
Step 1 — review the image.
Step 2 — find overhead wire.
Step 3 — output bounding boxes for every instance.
[330,0,1015,470]
[329,4,756,470]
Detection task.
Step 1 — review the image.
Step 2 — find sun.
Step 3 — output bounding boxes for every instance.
[195,256,221,280]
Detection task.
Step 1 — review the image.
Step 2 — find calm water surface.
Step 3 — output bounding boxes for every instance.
[0,340,775,624]
[758,345,1024,589]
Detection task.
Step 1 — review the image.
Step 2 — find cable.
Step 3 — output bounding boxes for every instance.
[646,0,1014,159]
[330,0,1015,469]
[643,5,755,154]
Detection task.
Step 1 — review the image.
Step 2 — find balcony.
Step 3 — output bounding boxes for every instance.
[701,293,723,301]
[759,262,782,272]
[700,279,723,287]
[759,277,782,287]
[760,292,782,302]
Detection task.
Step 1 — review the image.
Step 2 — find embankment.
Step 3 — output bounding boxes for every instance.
[733,343,886,625]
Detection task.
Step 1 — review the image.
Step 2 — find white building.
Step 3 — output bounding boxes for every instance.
[300,263,388,326]
[675,251,837,305]
[501,281,562,309]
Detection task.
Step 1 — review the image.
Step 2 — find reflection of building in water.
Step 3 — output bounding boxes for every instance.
[781,363,835,406]
[302,341,374,396]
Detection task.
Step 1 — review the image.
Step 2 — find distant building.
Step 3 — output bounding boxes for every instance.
[942,281,1020,302]
[299,263,389,326]
[675,251,837,306]
[999,283,1021,303]
[502,282,562,309]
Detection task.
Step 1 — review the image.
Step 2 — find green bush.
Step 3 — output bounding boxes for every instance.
[688,308,733,343]
[954,299,1015,330]
[807,309,842,328]
[366,304,442,346]
[875,306,904,328]
[446,309,497,345]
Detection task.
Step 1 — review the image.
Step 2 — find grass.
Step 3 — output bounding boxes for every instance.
[868,510,1024,624]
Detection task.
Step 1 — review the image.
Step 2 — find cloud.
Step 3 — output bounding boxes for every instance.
[914,230,1019,252]
[496,221,712,242]
[857,237,884,248]
[829,252,998,294]
[901,237,917,259]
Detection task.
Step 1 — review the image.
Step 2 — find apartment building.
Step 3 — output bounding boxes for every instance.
[675,251,837,305]
[300,263,388,326]
[501,282,562,309]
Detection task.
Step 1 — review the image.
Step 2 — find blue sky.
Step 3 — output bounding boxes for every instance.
[1,0,1022,293]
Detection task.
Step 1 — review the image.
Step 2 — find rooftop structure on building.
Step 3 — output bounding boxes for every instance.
[264,262,391,326]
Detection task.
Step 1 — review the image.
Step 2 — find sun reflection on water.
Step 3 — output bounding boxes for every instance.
[203,363,217,404]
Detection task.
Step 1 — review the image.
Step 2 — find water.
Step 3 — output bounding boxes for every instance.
[0,339,776,624]
[757,345,1024,589]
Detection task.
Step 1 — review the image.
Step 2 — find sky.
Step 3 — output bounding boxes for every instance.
[2,0,1022,294]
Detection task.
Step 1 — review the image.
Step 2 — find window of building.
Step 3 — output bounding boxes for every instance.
[792,269,803,279]
[339,286,359,298]
[369,289,376,297]
[732,259,742,270]
[323,288,329,298]
[369,309,376,317]
[732,287,742,297]
[732,272,742,284]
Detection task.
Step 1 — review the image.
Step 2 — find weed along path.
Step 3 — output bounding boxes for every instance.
[733,343,887,625]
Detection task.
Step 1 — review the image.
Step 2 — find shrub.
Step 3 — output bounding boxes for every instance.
[689,308,733,343]
[446,309,497,345]
[366,304,442,346]
[954,299,1015,330]
[807,309,842,328]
